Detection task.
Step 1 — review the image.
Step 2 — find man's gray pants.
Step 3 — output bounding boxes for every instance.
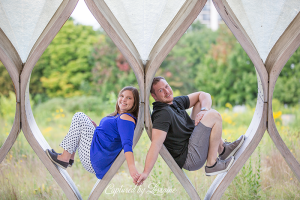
[182,122,212,171]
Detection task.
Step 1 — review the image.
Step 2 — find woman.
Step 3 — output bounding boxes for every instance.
[46,86,140,182]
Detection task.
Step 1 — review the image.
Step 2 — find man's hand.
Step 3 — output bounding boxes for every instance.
[87,116,97,128]
[137,129,166,186]
[136,172,148,186]
[195,111,207,126]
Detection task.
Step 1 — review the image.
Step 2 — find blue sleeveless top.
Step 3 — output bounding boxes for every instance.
[90,113,137,179]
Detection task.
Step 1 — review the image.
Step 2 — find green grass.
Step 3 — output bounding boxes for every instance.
[0,95,300,199]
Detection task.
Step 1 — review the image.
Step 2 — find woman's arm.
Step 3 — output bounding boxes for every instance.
[87,116,97,127]
[125,151,140,184]
[118,114,140,183]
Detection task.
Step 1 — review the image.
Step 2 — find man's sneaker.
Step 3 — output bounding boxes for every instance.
[205,156,234,176]
[46,149,68,169]
[219,135,245,160]
[51,149,74,167]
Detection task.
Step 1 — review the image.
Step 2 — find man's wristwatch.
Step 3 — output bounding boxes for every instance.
[201,107,208,111]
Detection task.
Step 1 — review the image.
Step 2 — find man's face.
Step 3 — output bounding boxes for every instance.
[151,79,173,104]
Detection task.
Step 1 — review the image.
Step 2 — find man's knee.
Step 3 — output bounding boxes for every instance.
[203,109,222,123]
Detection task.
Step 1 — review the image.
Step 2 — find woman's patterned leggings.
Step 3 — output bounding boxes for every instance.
[60,112,96,174]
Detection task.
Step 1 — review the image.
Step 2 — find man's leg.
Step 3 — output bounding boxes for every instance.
[183,108,232,174]
[191,104,224,157]
[193,104,245,162]
[198,109,224,166]
[189,107,244,175]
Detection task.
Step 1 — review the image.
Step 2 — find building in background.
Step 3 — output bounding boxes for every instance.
[197,0,223,31]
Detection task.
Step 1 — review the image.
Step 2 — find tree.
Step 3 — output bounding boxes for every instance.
[159,21,218,94]
[274,47,300,105]
[31,19,100,100]
[195,25,257,106]
[91,34,138,100]
[0,61,15,96]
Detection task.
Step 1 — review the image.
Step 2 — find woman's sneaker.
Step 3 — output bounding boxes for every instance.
[205,156,234,176]
[219,135,245,160]
[46,149,69,169]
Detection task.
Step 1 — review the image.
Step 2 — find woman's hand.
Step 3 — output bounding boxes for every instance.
[87,116,97,128]
[128,165,140,184]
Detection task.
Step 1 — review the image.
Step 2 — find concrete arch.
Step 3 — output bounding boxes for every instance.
[0,28,21,163]
[15,0,82,199]
[204,0,300,199]
[85,0,205,199]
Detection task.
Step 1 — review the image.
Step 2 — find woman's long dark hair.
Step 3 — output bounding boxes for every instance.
[107,86,139,119]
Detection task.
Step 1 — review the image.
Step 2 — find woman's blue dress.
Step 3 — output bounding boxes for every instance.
[90,113,136,179]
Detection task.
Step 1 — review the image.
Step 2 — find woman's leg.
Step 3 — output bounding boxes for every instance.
[57,150,72,162]
[77,114,96,174]
[58,112,96,173]
[70,152,75,160]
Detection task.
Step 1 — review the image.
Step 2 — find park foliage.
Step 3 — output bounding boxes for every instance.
[0,20,299,106]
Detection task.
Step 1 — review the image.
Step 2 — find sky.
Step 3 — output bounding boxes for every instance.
[70,0,100,30]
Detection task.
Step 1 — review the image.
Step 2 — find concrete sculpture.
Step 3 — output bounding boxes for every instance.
[0,0,299,199]
[0,0,82,199]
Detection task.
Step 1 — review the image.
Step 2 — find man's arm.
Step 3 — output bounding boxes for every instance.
[187,91,212,109]
[136,128,167,185]
[188,92,212,125]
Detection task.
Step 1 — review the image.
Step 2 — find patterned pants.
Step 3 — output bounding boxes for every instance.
[60,112,96,174]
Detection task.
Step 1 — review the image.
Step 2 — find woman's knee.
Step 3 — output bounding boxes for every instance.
[73,112,87,121]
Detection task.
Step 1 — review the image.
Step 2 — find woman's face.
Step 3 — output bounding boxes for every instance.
[118,90,135,114]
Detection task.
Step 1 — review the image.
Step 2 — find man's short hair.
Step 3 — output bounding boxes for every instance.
[150,76,166,94]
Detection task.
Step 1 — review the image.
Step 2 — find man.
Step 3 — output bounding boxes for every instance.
[136,76,244,185]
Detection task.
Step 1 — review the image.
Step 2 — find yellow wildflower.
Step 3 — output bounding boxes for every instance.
[223,129,228,136]
[43,127,53,133]
[273,111,282,119]
[276,121,280,126]
[225,102,232,109]
[55,115,61,119]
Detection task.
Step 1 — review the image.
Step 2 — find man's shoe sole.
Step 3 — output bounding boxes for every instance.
[205,157,235,176]
[223,135,245,160]
[46,150,67,170]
